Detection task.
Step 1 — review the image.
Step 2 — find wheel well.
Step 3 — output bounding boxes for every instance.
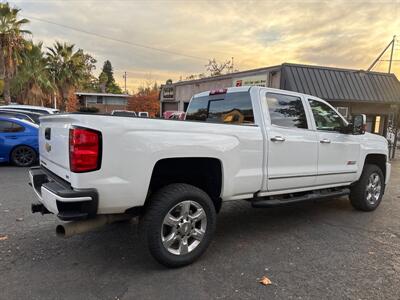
[148,158,223,212]
[364,154,386,180]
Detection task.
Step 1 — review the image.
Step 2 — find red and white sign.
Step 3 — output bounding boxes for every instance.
[233,74,268,87]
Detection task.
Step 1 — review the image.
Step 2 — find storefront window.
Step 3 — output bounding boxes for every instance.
[374,116,381,134]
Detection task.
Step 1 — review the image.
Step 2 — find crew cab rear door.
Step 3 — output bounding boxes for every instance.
[263,91,318,191]
[306,98,360,185]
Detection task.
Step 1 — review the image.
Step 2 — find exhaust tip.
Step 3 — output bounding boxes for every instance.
[56,225,66,237]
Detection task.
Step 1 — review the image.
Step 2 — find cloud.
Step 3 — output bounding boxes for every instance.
[10,0,400,91]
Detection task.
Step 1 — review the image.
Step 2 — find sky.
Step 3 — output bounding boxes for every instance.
[8,0,400,93]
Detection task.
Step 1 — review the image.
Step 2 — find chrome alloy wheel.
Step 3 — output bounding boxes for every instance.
[366,172,382,205]
[161,200,207,256]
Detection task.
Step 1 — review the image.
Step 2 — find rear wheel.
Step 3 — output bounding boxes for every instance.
[141,183,217,268]
[350,164,384,211]
[11,146,37,167]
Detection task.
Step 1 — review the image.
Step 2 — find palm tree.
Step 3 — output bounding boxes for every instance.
[11,41,54,106]
[0,2,30,104]
[47,41,94,111]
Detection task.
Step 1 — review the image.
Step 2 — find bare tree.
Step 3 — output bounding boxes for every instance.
[205,58,232,76]
[180,58,235,82]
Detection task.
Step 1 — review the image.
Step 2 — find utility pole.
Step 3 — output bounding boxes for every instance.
[123,71,127,94]
[388,35,396,73]
[367,36,395,72]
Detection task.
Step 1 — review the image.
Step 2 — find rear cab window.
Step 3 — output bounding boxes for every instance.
[185,91,254,125]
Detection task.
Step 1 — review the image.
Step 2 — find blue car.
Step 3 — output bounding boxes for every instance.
[0,117,39,167]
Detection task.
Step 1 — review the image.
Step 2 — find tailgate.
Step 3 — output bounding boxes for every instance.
[39,115,74,181]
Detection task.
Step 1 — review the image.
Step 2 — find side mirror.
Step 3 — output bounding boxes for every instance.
[352,114,366,135]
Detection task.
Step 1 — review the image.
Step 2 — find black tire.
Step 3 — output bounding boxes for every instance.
[11,146,37,167]
[140,183,217,268]
[350,164,384,211]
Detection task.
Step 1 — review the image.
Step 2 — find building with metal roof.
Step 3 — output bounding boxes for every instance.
[75,92,130,113]
[160,63,400,139]
[281,63,400,104]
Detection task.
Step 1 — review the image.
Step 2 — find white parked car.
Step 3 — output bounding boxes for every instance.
[0,105,59,114]
[138,111,149,117]
[29,86,390,267]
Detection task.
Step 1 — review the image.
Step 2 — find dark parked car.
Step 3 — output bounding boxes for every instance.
[111,110,137,117]
[0,109,43,124]
[0,117,39,167]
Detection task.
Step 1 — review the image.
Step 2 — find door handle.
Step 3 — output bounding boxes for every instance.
[271,136,286,142]
[5,136,17,139]
[320,138,331,144]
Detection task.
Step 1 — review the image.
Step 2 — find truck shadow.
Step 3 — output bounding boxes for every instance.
[4,195,379,298]
[64,196,356,270]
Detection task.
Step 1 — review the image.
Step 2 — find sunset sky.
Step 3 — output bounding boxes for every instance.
[10,0,400,93]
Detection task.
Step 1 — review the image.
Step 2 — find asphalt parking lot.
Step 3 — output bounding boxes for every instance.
[1,163,400,300]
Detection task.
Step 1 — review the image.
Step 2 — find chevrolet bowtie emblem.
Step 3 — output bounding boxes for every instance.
[45,143,52,152]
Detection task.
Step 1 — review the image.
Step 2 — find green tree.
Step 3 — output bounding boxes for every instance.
[47,41,96,111]
[98,71,107,93]
[0,2,30,104]
[98,60,122,94]
[10,41,54,106]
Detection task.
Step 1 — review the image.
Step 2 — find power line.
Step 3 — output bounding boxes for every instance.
[23,14,207,62]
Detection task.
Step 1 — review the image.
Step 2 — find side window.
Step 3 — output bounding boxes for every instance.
[0,121,11,132]
[12,123,25,132]
[185,92,254,125]
[185,97,208,121]
[207,97,254,124]
[0,121,24,133]
[266,93,308,129]
[308,99,345,131]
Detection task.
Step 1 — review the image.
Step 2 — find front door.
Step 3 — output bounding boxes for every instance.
[307,99,360,185]
[264,92,318,191]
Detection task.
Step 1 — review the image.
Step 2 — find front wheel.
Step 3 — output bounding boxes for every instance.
[350,164,384,211]
[141,183,217,268]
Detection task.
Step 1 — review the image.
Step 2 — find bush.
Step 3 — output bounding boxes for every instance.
[78,106,99,113]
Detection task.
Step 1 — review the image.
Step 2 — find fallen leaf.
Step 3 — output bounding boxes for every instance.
[16,218,23,222]
[0,235,8,241]
[259,276,272,286]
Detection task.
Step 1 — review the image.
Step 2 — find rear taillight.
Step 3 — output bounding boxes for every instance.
[69,127,102,173]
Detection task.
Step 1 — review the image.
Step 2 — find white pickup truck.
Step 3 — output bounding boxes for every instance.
[29,86,390,267]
